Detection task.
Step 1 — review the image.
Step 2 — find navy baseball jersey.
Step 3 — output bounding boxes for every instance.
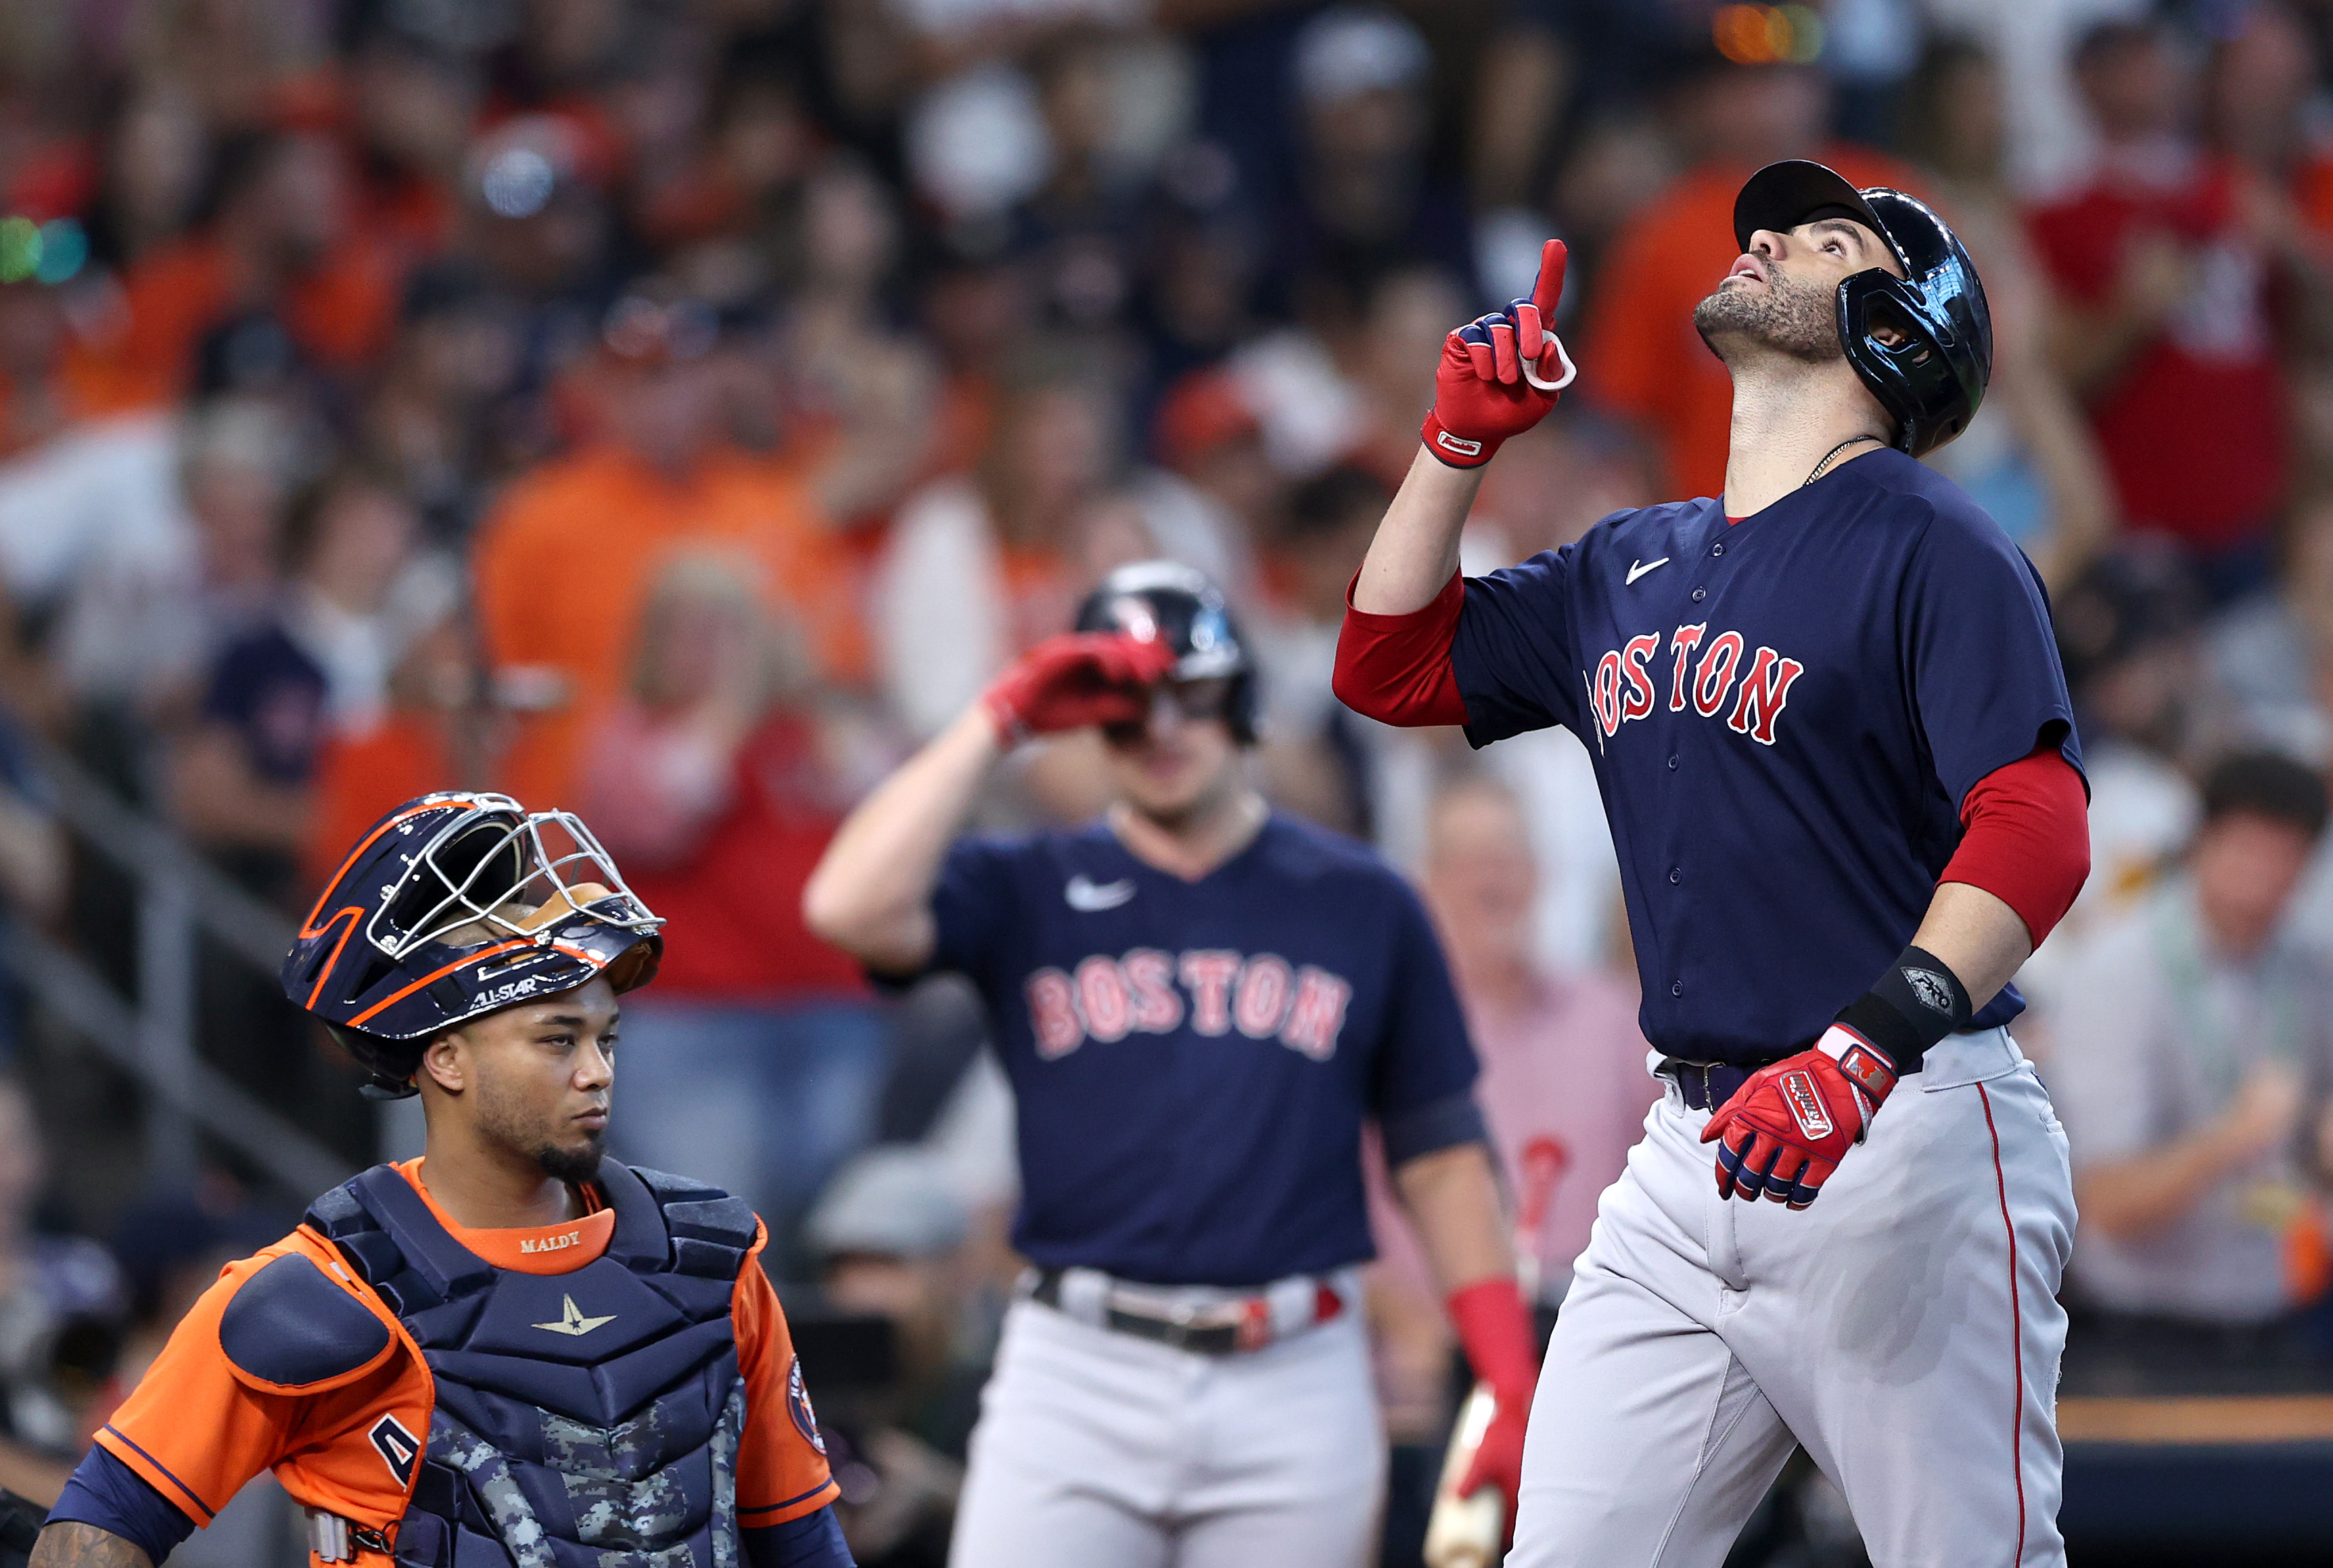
[1451,448,2081,1065]
[915,813,1481,1287]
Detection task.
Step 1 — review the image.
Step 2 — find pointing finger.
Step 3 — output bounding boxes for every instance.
[1530,238,1569,318]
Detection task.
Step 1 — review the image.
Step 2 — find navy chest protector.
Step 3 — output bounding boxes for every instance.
[304,1161,758,1568]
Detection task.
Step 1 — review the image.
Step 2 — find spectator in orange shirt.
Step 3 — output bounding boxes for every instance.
[62,129,401,417]
[471,285,867,810]
[1580,51,1916,501]
[33,794,852,1567]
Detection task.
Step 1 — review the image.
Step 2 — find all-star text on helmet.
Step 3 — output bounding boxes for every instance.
[285,792,664,1099]
[1732,160,1993,458]
[1073,561,1259,743]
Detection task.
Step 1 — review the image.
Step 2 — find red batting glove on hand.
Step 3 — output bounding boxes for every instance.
[1421,239,1579,469]
[979,632,1177,744]
[1448,1276,1541,1540]
[1701,1025,1901,1210]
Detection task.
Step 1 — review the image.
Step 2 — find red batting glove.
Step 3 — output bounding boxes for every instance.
[1448,1276,1541,1540]
[1699,1025,1901,1210]
[979,632,1176,744]
[1421,239,1578,469]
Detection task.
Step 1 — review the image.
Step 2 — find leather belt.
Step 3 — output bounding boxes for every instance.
[1028,1267,1344,1356]
[1663,1059,1759,1111]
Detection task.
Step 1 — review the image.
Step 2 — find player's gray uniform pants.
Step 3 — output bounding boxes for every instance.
[1510,1027,2075,1568]
[950,1272,1384,1568]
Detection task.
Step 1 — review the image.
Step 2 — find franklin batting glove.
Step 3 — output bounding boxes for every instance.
[1701,1030,1897,1209]
[979,632,1177,745]
[1420,239,1577,469]
[1701,946,1973,1209]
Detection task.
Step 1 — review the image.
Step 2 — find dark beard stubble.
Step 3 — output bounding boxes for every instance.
[1692,263,1843,365]
[474,1067,607,1184]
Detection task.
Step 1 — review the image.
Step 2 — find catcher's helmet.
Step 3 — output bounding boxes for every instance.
[285,792,664,1099]
[1073,561,1258,743]
[1732,160,1992,457]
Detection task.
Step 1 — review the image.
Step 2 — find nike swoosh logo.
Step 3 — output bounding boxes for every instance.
[1626,557,1669,585]
[1065,875,1136,913]
[533,1294,617,1337]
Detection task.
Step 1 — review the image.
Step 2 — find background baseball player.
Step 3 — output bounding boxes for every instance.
[29,793,852,1568]
[1337,162,2093,1566]
[802,561,1541,1568]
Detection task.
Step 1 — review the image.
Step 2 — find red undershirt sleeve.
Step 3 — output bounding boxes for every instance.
[1939,745,2091,948]
[1333,572,1470,728]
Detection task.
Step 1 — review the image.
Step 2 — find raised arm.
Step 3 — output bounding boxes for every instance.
[1352,452,1487,615]
[1339,244,1575,733]
[804,633,1172,973]
[802,707,1002,975]
[1351,238,1572,615]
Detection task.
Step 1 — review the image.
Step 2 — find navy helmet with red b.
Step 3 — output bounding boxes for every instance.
[284,792,664,1099]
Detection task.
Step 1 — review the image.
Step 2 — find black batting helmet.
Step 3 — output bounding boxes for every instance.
[1733,160,1992,457]
[1073,561,1258,743]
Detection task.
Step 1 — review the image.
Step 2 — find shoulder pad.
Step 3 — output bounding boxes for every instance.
[219,1253,394,1391]
[628,1165,725,1204]
[304,1182,368,1235]
[627,1165,758,1278]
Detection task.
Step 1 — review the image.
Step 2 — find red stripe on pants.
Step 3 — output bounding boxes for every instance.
[1977,1082,2027,1566]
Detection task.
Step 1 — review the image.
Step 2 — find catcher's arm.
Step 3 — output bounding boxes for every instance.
[28,1524,149,1568]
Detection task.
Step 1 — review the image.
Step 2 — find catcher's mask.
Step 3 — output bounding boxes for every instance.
[283,792,664,1099]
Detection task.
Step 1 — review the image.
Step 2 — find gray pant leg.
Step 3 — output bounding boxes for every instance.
[948,1302,1177,1568]
[1174,1315,1385,1568]
[1508,1260,1797,1568]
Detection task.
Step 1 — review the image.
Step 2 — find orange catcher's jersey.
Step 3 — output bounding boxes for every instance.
[93,1161,836,1558]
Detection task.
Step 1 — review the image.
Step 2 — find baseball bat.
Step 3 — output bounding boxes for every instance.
[1421,1136,1569,1568]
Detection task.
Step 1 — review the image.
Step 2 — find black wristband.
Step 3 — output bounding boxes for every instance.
[1834,944,1973,1074]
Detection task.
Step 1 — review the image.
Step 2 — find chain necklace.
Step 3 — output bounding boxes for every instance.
[1804,434,1885,486]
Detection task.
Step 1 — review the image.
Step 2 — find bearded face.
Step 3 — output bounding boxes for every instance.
[471,1054,608,1184]
[1693,256,1844,365]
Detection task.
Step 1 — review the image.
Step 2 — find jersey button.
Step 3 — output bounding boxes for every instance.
[1670,981,1684,997]
[1667,754,1680,770]
[1669,867,1682,883]
[1711,543,1724,557]
[1691,588,1706,602]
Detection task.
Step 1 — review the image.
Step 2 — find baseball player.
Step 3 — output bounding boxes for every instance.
[1336,162,2093,1566]
[802,561,1541,1568]
[31,793,853,1568]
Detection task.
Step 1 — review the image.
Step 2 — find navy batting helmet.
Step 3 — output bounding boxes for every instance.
[1733,160,1992,457]
[1073,561,1258,743]
[285,792,664,1099]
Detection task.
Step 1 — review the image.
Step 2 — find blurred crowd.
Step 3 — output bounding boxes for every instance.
[3,0,2333,1562]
